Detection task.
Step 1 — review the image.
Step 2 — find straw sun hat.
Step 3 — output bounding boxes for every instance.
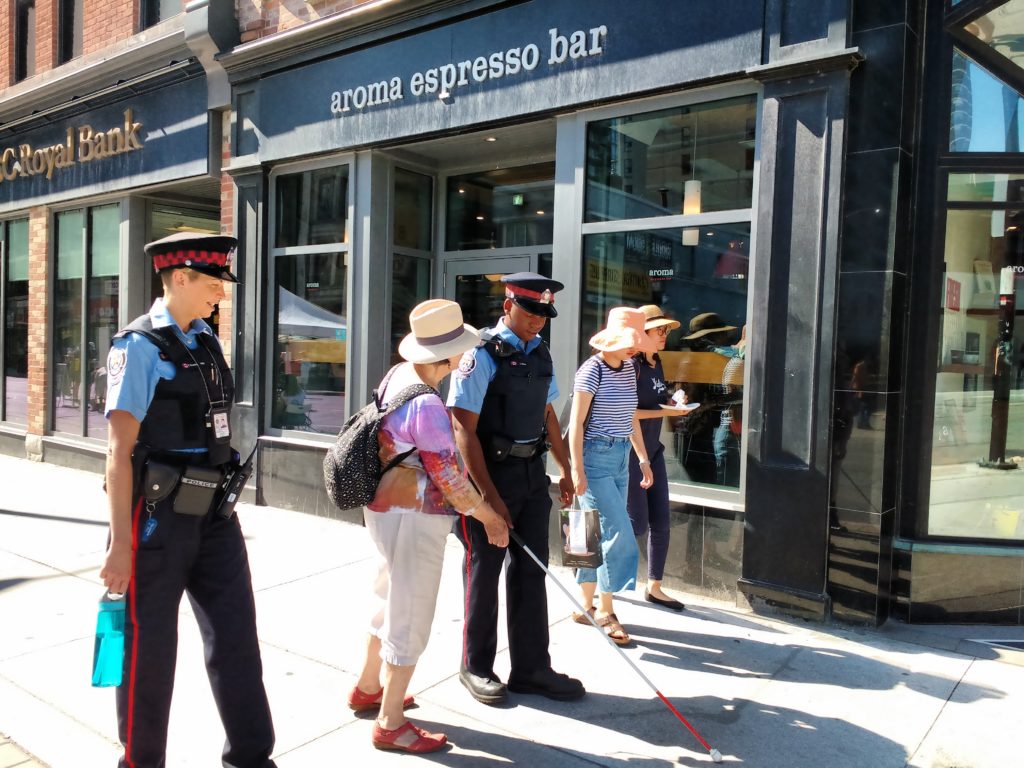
[638,304,681,332]
[398,299,481,364]
[589,307,658,353]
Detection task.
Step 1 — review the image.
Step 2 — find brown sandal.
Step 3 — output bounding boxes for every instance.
[596,613,631,645]
[572,606,596,625]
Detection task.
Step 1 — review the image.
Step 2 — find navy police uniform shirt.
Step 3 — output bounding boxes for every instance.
[105,298,217,452]
[447,318,558,421]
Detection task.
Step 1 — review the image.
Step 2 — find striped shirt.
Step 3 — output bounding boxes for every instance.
[573,355,638,439]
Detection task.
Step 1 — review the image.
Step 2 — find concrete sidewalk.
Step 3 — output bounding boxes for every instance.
[1,454,1023,767]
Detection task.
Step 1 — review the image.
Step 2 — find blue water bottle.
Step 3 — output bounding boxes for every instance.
[91,591,126,687]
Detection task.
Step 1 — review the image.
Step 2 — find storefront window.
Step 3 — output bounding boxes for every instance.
[271,164,350,435]
[391,169,433,364]
[585,95,756,223]
[87,206,120,437]
[581,225,749,490]
[930,186,1023,539]
[446,162,554,250]
[3,219,29,425]
[52,204,120,437]
[276,166,349,248]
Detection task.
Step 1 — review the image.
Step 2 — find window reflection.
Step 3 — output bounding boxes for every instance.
[272,253,347,434]
[950,48,1024,152]
[930,207,1024,539]
[446,163,553,250]
[581,226,749,490]
[3,219,29,425]
[53,210,85,434]
[585,95,756,222]
[276,166,349,248]
[390,254,431,365]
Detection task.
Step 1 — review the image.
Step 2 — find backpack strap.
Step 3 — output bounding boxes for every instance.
[377,381,439,475]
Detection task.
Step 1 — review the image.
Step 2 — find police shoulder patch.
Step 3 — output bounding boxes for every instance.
[456,350,477,378]
[107,347,127,385]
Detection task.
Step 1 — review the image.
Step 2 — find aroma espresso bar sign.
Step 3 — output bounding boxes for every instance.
[330,26,608,115]
[0,108,144,184]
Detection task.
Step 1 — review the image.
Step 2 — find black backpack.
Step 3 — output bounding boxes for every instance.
[323,366,437,511]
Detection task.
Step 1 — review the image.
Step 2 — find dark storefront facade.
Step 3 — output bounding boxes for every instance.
[221,0,909,624]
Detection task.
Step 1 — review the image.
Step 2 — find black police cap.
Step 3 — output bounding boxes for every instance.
[501,272,564,318]
[144,232,240,284]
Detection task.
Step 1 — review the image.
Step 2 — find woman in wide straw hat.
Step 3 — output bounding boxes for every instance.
[566,307,656,646]
[353,299,508,754]
[628,305,686,612]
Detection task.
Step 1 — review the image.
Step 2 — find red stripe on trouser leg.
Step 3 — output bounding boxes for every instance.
[123,496,144,768]
[461,513,472,670]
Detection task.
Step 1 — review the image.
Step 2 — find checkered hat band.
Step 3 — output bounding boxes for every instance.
[505,285,554,304]
[152,249,230,272]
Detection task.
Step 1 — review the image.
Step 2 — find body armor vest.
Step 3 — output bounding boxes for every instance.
[476,332,553,447]
[115,315,235,466]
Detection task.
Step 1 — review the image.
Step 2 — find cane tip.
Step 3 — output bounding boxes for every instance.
[710,748,723,763]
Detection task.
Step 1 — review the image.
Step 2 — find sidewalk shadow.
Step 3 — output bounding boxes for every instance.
[431,690,910,767]
[621,622,1004,705]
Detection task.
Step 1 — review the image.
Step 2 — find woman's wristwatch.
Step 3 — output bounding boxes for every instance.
[638,459,650,466]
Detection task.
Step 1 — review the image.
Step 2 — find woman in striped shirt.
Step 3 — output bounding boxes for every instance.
[567,307,655,646]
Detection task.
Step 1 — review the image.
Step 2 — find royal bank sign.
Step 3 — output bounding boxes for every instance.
[0,76,209,211]
[0,109,144,184]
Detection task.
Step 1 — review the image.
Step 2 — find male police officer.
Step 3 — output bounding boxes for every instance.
[448,272,584,704]
[99,232,276,768]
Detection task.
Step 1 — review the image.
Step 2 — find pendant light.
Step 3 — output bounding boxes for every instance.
[682,115,701,246]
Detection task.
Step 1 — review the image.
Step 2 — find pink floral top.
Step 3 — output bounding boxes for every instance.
[366,384,481,517]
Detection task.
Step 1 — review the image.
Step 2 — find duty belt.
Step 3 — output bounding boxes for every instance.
[506,440,543,458]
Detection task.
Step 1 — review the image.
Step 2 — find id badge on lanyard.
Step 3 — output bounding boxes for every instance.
[208,406,231,445]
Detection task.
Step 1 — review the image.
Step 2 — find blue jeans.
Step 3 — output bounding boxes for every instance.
[575,437,639,593]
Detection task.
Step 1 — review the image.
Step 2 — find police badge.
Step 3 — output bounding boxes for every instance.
[107,347,128,385]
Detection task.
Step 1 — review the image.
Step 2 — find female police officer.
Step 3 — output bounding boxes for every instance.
[99,232,276,768]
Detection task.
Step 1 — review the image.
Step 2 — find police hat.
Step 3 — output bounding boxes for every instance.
[145,231,240,284]
[501,272,564,318]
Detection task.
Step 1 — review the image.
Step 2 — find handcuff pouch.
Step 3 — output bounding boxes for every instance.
[142,461,181,504]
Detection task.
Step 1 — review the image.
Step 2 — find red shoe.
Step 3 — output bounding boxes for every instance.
[372,720,447,753]
[347,686,415,712]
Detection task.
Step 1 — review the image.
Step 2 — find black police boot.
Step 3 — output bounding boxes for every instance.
[459,668,508,705]
[507,668,586,701]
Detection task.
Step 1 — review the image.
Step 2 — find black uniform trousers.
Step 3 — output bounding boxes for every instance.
[116,491,276,768]
[456,452,552,679]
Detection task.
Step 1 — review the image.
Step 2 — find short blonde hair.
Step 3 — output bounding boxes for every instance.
[159,267,201,292]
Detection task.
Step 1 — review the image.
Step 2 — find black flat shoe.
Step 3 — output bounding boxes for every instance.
[507,668,585,701]
[645,590,684,611]
[459,669,508,705]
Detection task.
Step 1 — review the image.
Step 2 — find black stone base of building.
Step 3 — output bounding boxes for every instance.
[893,542,1024,625]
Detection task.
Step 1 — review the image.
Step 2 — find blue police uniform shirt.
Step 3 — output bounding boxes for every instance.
[104,298,217,451]
[447,319,558,431]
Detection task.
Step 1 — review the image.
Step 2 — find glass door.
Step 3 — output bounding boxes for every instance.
[444,255,532,332]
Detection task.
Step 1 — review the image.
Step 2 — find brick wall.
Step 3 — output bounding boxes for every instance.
[219,108,235,363]
[2,0,140,85]
[0,1,11,85]
[238,0,367,43]
[82,0,137,57]
[34,0,54,76]
[26,207,49,436]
